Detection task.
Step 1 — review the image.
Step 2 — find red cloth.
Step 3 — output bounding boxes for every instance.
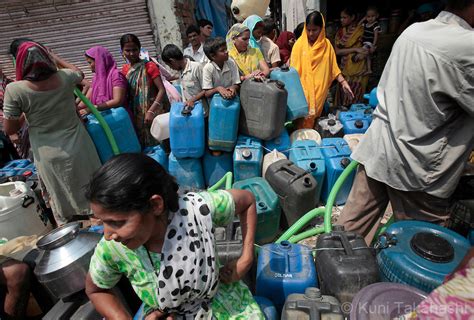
[276,31,295,64]
[121,61,161,83]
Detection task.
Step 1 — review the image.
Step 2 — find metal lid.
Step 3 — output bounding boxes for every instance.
[410,232,454,263]
[36,222,81,250]
[355,120,364,128]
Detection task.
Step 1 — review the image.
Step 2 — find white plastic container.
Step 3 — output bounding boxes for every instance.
[262,149,287,178]
[0,181,52,240]
[343,134,366,152]
[231,0,270,22]
[290,129,322,145]
[150,112,170,141]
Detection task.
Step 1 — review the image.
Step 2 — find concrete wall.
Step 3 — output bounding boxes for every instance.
[148,0,196,51]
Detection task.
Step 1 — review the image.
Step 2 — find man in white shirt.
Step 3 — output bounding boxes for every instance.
[337,0,474,245]
[183,25,209,64]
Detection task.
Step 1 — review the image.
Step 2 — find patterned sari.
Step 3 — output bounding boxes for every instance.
[334,24,368,106]
[125,60,158,147]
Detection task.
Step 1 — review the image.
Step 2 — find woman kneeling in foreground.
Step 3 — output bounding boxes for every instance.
[85,153,264,319]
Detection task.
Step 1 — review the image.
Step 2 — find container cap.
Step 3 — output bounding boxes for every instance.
[305,287,322,299]
[340,158,351,168]
[275,80,285,90]
[410,232,454,263]
[280,65,290,72]
[355,120,364,128]
[328,119,336,126]
[242,149,252,159]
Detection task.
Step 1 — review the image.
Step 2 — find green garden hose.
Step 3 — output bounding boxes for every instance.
[208,172,233,191]
[275,207,325,243]
[74,88,120,156]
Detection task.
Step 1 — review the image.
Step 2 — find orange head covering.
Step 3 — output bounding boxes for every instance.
[290,13,341,118]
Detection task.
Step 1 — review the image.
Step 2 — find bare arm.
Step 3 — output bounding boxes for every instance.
[150,76,167,114]
[258,60,271,77]
[372,30,379,48]
[185,90,206,107]
[49,51,84,79]
[85,273,131,320]
[96,87,126,111]
[220,189,257,283]
[335,46,365,56]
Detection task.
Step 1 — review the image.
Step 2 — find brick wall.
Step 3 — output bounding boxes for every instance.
[174,0,196,48]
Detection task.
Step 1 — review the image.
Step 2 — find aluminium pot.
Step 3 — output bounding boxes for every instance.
[34,222,101,299]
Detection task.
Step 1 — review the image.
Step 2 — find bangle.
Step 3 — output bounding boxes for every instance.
[151,100,161,107]
[147,110,156,116]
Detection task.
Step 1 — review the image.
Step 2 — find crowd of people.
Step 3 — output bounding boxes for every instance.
[0,0,472,318]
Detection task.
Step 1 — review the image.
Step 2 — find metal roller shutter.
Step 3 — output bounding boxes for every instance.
[0,0,160,80]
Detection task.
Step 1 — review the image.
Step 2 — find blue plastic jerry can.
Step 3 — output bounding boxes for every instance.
[289,140,325,203]
[320,138,355,205]
[339,111,372,134]
[256,241,318,312]
[208,94,240,152]
[363,87,378,108]
[1,159,32,177]
[85,107,141,163]
[253,296,278,320]
[202,150,233,187]
[168,152,205,191]
[270,66,309,121]
[349,103,373,115]
[233,177,281,244]
[233,135,263,182]
[144,145,168,171]
[263,129,291,157]
[169,102,205,159]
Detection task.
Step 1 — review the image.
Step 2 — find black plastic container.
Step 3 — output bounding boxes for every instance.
[216,220,242,265]
[281,287,343,320]
[265,159,318,227]
[315,225,379,304]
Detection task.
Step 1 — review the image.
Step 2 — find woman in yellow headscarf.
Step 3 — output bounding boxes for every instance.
[291,11,354,129]
[226,23,270,81]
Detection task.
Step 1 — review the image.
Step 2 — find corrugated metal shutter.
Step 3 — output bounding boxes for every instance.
[0,0,160,80]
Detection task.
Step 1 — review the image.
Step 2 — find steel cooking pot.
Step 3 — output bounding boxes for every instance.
[34,222,101,299]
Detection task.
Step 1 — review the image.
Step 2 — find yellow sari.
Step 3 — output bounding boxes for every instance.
[226,23,264,76]
[334,24,368,106]
[290,21,341,129]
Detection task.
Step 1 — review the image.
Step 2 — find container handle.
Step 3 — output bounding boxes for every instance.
[181,104,194,116]
[22,195,34,208]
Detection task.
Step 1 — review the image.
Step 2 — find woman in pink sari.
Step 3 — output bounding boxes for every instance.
[79,46,128,115]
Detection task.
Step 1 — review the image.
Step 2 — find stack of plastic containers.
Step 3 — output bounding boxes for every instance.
[168,102,205,190]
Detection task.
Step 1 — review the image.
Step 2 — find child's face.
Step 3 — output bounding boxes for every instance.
[366,10,378,23]
[212,45,229,63]
[234,30,250,53]
[187,32,201,47]
[165,59,182,71]
[289,37,296,47]
[252,22,264,41]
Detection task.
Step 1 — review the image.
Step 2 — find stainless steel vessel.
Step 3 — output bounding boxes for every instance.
[34,222,101,299]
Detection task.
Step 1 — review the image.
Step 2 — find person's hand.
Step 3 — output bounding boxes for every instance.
[145,111,156,126]
[356,47,369,54]
[145,310,175,320]
[79,108,90,117]
[369,46,376,54]
[227,87,237,98]
[220,255,253,284]
[341,80,355,100]
[185,99,195,108]
[217,86,232,99]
